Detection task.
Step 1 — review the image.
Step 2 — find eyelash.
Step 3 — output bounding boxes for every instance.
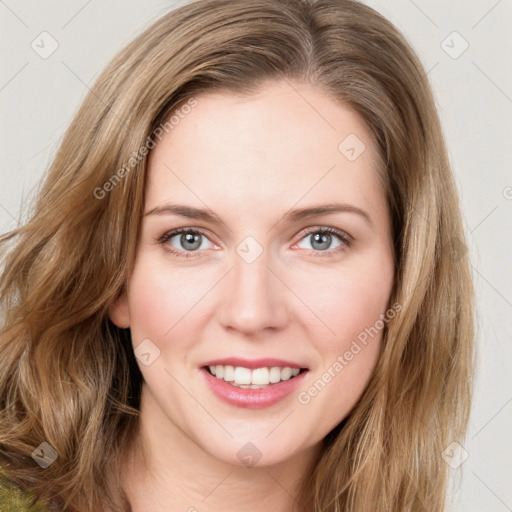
[157,226,353,259]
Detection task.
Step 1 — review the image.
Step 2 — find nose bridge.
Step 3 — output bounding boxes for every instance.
[217,239,289,334]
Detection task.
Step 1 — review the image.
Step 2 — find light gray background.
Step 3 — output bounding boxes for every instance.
[1,1,511,510]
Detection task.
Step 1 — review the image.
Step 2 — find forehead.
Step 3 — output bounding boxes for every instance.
[145,81,385,221]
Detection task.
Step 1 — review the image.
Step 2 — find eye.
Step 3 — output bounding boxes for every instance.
[158,228,217,258]
[293,227,353,256]
[158,226,353,259]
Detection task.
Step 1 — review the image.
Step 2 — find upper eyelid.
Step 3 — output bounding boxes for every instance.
[300,225,352,241]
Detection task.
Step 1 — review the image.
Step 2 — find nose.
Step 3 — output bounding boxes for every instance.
[216,247,290,336]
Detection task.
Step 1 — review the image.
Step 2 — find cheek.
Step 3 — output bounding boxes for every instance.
[293,266,393,422]
[292,262,394,350]
[126,257,204,345]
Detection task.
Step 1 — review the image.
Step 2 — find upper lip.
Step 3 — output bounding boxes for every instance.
[201,357,308,370]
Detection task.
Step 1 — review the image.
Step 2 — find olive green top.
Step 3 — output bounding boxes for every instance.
[0,465,51,511]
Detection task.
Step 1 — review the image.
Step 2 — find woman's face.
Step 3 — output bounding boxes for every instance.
[110,81,395,468]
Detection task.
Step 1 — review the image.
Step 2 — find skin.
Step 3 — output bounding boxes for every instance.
[109,80,395,512]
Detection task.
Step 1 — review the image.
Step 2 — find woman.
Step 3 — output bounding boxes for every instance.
[0,0,475,510]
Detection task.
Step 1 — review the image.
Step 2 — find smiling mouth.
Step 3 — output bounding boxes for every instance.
[203,365,308,389]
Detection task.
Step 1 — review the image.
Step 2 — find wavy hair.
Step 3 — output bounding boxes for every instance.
[0,0,475,510]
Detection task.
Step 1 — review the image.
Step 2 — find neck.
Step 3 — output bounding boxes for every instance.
[121,384,321,512]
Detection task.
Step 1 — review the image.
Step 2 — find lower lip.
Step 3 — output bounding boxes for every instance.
[201,368,308,409]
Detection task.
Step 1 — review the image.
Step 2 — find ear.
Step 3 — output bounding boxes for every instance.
[108,291,131,328]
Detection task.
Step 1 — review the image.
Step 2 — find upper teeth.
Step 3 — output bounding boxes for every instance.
[209,365,301,386]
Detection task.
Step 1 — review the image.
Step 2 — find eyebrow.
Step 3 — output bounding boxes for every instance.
[144,202,373,228]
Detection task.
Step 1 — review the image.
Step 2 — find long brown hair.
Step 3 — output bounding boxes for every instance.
[0,0,475,510]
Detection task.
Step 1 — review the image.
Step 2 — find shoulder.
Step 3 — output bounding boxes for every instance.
[0,465,51,512]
